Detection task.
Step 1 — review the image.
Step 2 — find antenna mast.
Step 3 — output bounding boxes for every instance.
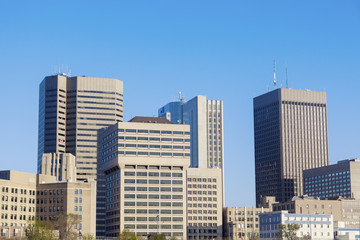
[273,60,277,89]
[285,65,288,88]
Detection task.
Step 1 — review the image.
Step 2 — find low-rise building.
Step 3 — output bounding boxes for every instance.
[259,211,333,240]
[36,180,97,237]
[0,170,96,238]
[0,171,45,238]
[223,206,270,240]
[272,195,342,222]
[333,199,360,240]
[187,168,223,239]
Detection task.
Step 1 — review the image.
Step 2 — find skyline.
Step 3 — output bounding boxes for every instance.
[1,1,360,207]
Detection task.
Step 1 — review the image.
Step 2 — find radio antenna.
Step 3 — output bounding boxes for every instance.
[285,64,288,88]
[273,60,277,89]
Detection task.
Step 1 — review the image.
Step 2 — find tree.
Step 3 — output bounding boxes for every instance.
[149,234,166,240]
[276,223,300,240]
[52,213,80,240]
[26,217,54,240]
[82,233,96,240]
[117,229,138,240]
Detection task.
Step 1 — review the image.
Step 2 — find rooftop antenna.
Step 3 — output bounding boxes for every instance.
[285,64,288,88]
[178,91,185,102]
[273,60,277,89]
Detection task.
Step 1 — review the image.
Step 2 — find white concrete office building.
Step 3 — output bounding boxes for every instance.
[259,211,333,240]
[99,117,190,239]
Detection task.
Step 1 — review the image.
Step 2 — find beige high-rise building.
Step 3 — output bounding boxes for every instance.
[0,170,96,238]
[254,88,329,204]
[181,96,225,207]
[37,74,123,181]
[223,206,271,240]
[186,168,223,239]
[99,117,190,239]
[37,74,123,237]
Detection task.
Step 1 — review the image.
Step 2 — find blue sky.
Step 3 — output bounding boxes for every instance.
[0,1,359,207]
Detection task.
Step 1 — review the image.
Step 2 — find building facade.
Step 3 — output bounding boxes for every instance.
[303,158,360,200]
[223,206,270,240]
[334,199,360,240]
[259,211,333,240]
[181,96,224,170]
[99,118,190,239]
[272,195,342,222]
[0,171,40,238]
[36,180,97,237]
[37,74,123,237]
[37,74,124,181]
[0,170,96,238]
[254,88,329,204]
[187,168,223,239]
[41,153,77,182]
[158,100,184,124]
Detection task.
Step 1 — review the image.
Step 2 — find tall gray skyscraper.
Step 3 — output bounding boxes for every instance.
[37,74,123,237]
[253,88,329,205]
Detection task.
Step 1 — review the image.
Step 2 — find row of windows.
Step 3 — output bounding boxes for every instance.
[124,179,181,185]
[188,216,218,220]
[123,194,183,200]
[102,129,190,142]
[125,187,183,192]
[124,212,183,218]
[103,144,190,155]
[1,196,35,204]
[1,205,35,212]
[123,224,183,231]
[1,214,32,220]
[103,137,190,148]
[304,171,350,181]
[1,188,36,195]
[188,197,217,202]
[123,202,182,207]
[188,191,217,195]
[188,223,218,227]
[124,212,183,220]
[36,190,64,196]
[229,210,266,215]
[1,222,30,227]
[102,151,190,162]
[77,90,123,97]
[188,210,218,214]
[124,172,183,177]
[188,203,217,208]
[187,178,217,183]
[188,184,217,189]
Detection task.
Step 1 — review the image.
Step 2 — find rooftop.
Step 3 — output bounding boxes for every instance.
[129,116,173,124]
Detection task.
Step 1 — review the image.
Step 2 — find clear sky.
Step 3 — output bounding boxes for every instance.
[0,1,359,207]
